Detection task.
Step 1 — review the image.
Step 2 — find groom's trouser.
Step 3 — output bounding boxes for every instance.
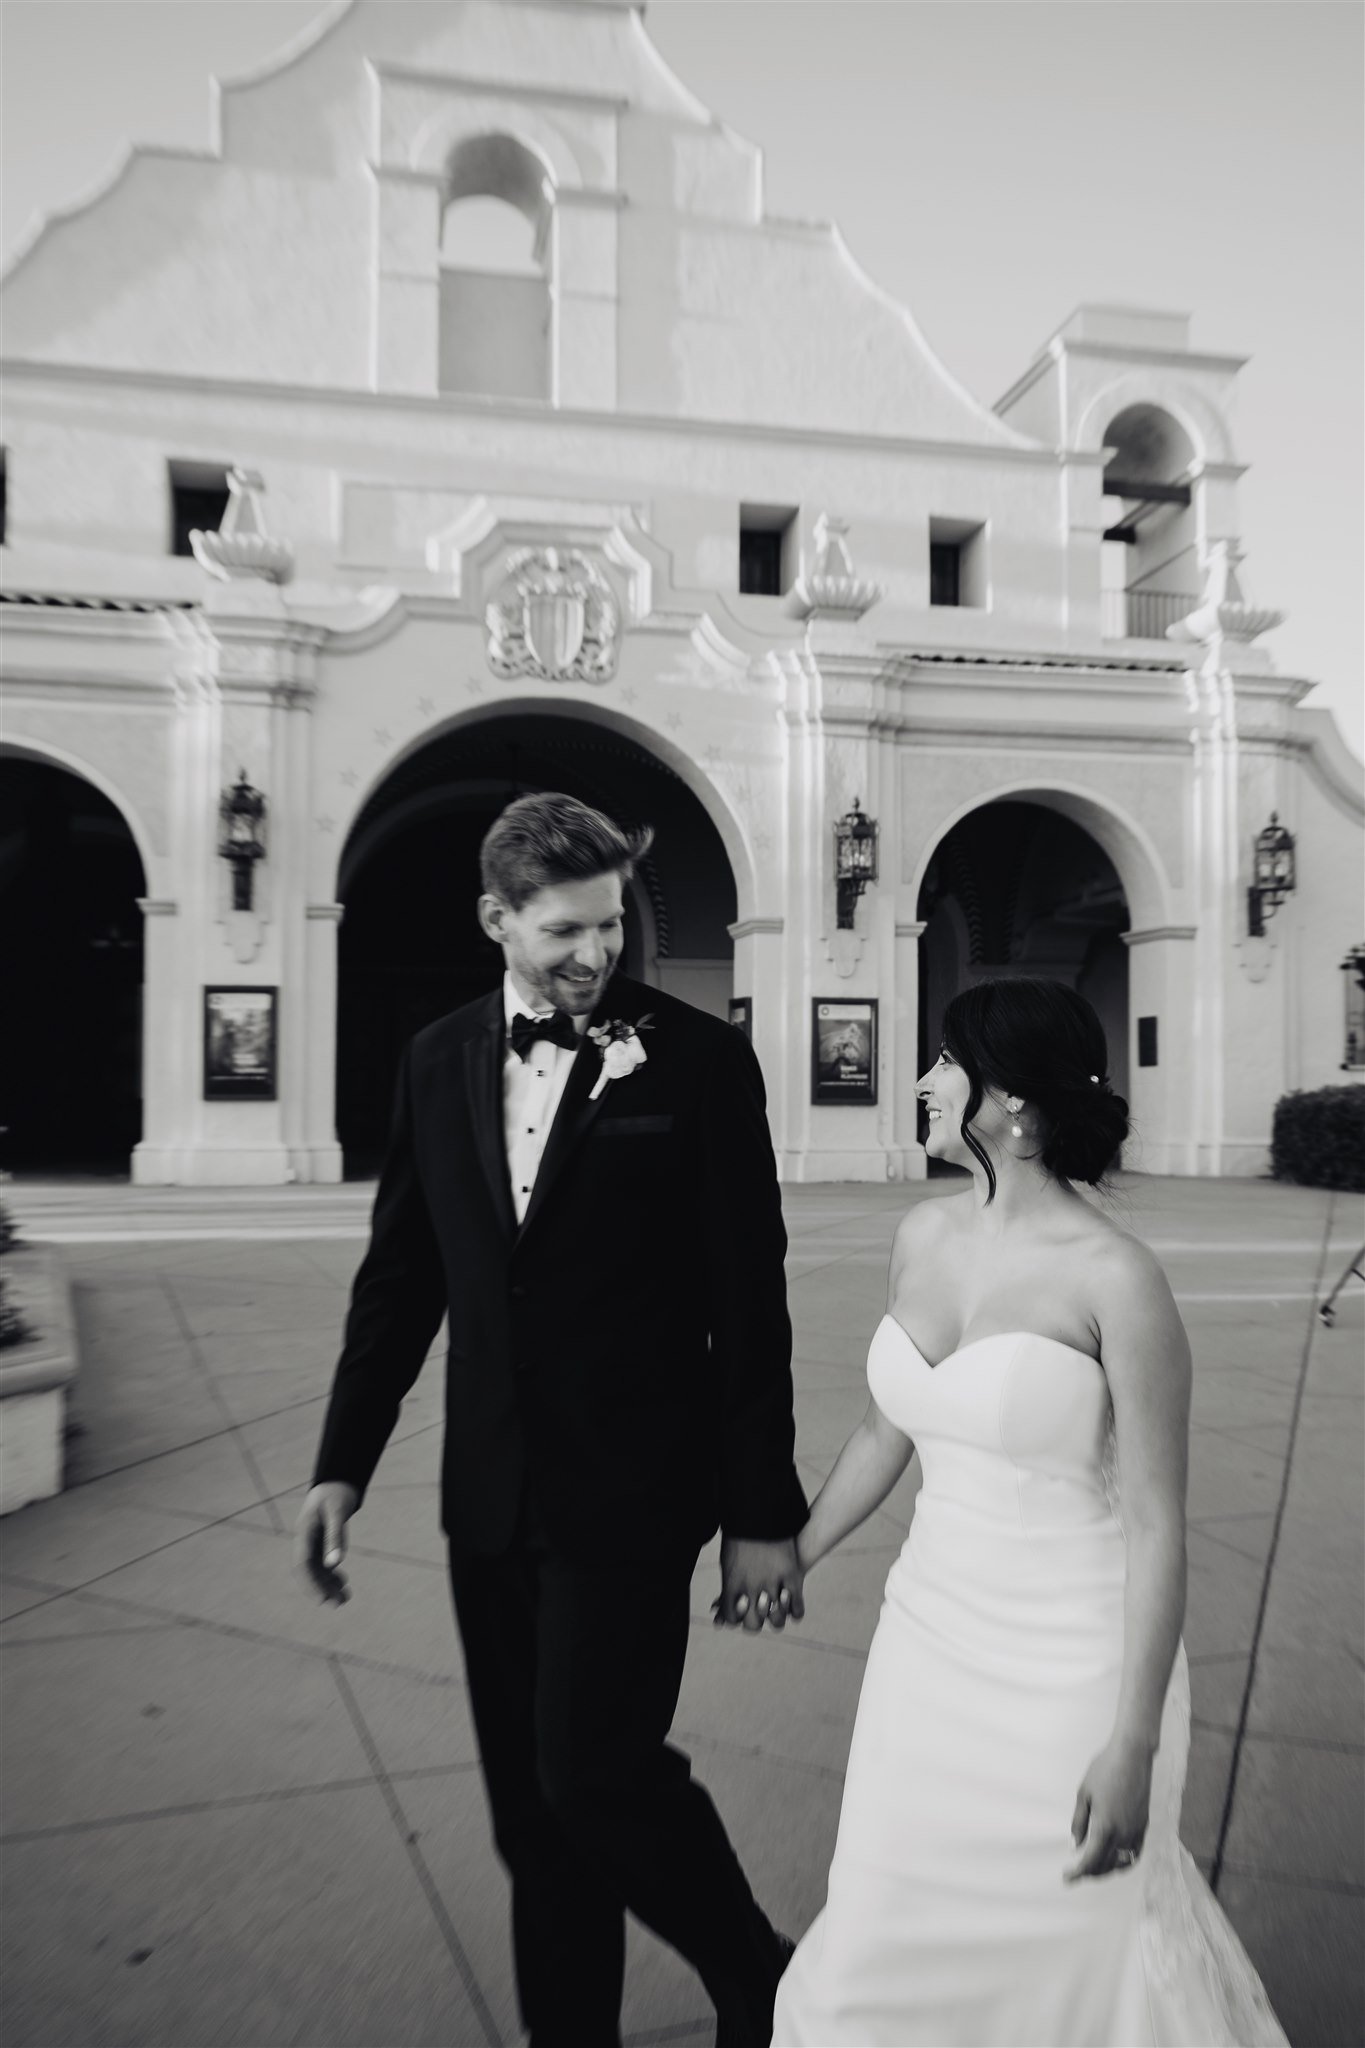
[448,1531,785,2048]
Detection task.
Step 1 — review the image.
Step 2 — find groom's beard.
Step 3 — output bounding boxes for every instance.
[525,954,620,1017]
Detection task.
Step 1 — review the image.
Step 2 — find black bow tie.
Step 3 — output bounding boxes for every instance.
[508,1010,581,1061]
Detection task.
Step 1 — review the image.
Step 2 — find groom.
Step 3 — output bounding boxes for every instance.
[296,792,808,2047]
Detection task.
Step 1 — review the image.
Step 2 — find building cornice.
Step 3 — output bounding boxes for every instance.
[893,722,1191,756]
[0,356,1069,469]
[995,334,1247,416]
[881,645,1188,678]
[1047,338,1248,374]
[367,59,629,113]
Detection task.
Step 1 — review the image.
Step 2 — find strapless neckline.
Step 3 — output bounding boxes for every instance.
[879,1312,1101,1375]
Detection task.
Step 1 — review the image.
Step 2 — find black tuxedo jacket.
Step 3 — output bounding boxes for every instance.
[313,975,808,1558]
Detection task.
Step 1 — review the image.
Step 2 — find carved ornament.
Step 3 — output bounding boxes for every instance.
[485,548,620,682]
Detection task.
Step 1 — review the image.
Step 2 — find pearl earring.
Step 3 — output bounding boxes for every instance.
[1011,1122,1023,1139]
[1007,1098,1023,1140]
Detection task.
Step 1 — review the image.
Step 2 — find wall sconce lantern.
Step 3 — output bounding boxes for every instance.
[1248,811,1295,936]
[834,798,879,930]
[218,770,267,911]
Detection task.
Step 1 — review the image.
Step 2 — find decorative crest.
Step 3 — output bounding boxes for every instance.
[485,548,621,682]
[787,514,882,622]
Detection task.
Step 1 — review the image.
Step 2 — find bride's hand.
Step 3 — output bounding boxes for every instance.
[1064,1737,1154,1882]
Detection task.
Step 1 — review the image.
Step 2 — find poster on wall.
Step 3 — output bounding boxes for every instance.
[728,996,753,1040]
[203,987,278,1100]
[811,997,878,1106]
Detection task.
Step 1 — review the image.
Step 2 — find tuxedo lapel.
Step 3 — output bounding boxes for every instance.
[463,996,517,1241]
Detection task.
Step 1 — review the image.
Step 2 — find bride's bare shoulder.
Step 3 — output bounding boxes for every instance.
[1074,1209,1177,1311]
[891,1190,969,1261]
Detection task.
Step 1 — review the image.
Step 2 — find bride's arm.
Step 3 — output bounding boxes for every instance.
[797,1203,929,1572]
[797,1397,914,1573]
[1068,1236,1191,1881]
[1101,1238,1191,1752]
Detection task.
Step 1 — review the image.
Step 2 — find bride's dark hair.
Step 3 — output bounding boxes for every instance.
[940,978,1130,1203]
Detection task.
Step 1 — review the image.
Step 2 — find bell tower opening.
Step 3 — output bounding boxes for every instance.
[438,133,552,400]
[1100,403,1199,640]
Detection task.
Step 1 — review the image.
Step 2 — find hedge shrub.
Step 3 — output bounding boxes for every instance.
[1270,1085,1365,1193]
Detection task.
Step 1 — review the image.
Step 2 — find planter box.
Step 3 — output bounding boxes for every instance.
[0,1248,77,1515]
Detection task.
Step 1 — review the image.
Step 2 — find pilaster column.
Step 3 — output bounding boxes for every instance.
[130,900,184,1185]
[890,919,928,1179]
[299,904,345,1183]
[1120,926,1198,1176]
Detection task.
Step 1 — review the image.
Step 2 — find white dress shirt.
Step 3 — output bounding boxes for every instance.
[502,974,589,1224]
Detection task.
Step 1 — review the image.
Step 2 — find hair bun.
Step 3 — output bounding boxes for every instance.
[1045,1088,1130,1185]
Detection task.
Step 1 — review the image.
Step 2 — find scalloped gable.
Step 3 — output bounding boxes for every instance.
[1,0,1032,444]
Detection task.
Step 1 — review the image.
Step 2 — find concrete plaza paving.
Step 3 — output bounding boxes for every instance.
[1,1173,1362,2048]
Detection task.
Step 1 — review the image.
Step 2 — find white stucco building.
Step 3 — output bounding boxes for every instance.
[2,0,1360,1185]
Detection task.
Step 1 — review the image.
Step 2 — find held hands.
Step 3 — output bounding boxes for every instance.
[712,1535,805,1633]
[1065,1735,1154,1882]
[293,1481,359,1606]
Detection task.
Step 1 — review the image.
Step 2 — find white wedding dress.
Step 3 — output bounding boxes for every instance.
[773,1319,1288,2047]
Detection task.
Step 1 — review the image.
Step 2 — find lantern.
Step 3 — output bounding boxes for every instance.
[834,798,879,930]
[1247,812,1295,936]
[219,770,267,911]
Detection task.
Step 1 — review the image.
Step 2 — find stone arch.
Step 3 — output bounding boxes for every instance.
[330,699,753,1170]
[412,107,581,196]
[1075,376,1235,468]
[331,698,759,925]
[908,779,1172,938]
[442,132,557,251]
[0,734,159,887]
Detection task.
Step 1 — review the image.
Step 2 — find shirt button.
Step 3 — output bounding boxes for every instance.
[521,1186,530,1194]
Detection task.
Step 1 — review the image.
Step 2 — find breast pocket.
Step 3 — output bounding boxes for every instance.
[593,1114,675,1137]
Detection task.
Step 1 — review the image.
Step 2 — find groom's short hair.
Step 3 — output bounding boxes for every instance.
[480,792,654,912]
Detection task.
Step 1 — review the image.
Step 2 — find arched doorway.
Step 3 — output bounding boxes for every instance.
[917,799,1131,1103]
[0,755,147,1172]
[336,712,737,1174]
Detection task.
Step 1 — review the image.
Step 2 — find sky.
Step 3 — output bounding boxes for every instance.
[2,0,1361,755]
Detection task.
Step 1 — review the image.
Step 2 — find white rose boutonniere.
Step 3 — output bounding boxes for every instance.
[587,1015,653,1101]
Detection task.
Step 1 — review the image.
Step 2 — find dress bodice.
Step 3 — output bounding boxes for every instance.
[868,1315,1117,1536]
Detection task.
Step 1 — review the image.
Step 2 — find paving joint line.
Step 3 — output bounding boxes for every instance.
[0,1571,466,1689]
[1209,1193,1338,1894]
[0,1762,488,1846]
[328,1656,504,2048]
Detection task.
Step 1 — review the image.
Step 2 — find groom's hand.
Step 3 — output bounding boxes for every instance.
[714,1535,805,1633]
[294,1482,359,1605]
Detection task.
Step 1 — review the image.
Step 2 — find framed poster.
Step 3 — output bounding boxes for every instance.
[728,996,753,1040]
[811,997,878,1106]
[203,986,278,1100]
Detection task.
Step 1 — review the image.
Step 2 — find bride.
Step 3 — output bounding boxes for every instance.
[772,978,1286,2047]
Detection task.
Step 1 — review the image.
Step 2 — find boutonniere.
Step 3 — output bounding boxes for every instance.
[587,1015,653,1100]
